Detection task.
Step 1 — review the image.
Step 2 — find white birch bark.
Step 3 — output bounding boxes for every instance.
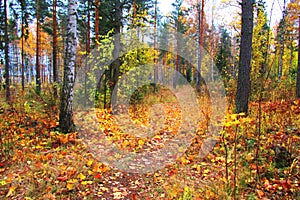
[59,0,77,133]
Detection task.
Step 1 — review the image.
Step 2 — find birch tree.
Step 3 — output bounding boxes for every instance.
[59,0,77,133]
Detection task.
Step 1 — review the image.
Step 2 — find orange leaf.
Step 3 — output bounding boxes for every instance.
[256,189,264,198]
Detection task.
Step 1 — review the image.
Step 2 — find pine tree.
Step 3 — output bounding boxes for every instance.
[4,0,10,100]
[216,27,232,82]
[235,0,254,114]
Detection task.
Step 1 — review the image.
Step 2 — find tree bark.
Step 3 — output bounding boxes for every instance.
[95,0,99,43]
[110,0,122,107]
[196,0,204,92]
[36,0,41,95]
[153,0,158,92]
[59,0,78,133]
[278,0,286,82]
[21,11,25,91]
[235,0,254,114]
[4,0,10,101]
[296,14,300,98]
[53,0,58,98]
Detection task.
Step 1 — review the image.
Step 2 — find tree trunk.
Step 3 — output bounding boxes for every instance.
[196,0,204,92]
[235,0,254,114]
[21,18,25,91]
[53,0,58,98]
[59,0,78,133]
[110,0,122,107]
[87,0,91,54]
[296,14,300,98]
[84,0,91,108]
[153,0,158,92]
[36,0,41,95]
[278,0,286,82]
[4,0,10,101]
[95,0,99,43]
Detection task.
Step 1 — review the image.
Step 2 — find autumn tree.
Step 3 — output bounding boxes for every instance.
[235,0,254,114]
[251,1,270,93]
[283,0,300,97]
[59,0,77,133]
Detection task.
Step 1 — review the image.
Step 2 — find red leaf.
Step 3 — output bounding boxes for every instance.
[57,176,68,182]
[94,173,102,179]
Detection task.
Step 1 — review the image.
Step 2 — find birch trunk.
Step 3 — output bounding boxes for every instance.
[59,0,77,133]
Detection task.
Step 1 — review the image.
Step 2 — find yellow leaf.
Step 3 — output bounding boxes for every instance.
[81,181,93,185]
[66,183,75,191]
[138,139,144,147]
[35,145,42,149]
[6,186,16,197]
[67,179,78,184]
[87,160,93,167]
[0,180,6,185]
[77,173,86,181]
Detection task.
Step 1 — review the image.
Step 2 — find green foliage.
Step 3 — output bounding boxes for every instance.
[216,27,233,83]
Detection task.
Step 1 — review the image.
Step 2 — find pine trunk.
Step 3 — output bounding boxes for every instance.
[153,0,158,92]
[235,0,254,114]
[296,14,300,98]
[59,0,77,133]
[21,19,25,91]
[53,0,58,98]
[4,0,10,101]
[95,0,99,43]
[110,0,122,107]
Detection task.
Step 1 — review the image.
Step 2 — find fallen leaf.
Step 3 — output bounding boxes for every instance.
[77,173,86,181]
[6,186,16,197]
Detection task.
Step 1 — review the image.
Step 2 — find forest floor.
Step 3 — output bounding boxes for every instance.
[0,87,299,199]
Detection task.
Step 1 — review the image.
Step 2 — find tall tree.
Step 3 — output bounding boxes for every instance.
[277,0,287,82]
[59,0,78,133]
[4,0,10,100]
[10,0,30,90]
[36,0,41,94]
[251,1,270,93]
[153,0,158,92]
[216,27,232,82]
[53,0,58,98]
[296,14,300,98]
[34,0,50,94]
[95,0,99,43]
[196,0,205,92]
[235,0,254,114]
[110,0,122,106]
[170,0,187,89]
